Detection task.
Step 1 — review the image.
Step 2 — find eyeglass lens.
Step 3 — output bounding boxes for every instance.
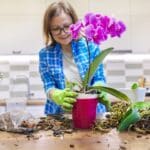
[50,24,71,35]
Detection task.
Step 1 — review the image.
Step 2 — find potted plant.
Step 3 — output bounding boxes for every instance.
[68,12,130,129]
[118,83,150,132]
[92,97,150,133]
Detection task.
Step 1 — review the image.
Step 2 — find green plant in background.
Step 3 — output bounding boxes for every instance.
[118,101,150,132]
[116,82,150,132]
[92,100,150,133]
[131,82,139,90]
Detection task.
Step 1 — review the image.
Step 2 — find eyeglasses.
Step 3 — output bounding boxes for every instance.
[50,24,71,35]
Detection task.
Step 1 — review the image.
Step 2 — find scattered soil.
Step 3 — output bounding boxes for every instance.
[69,144,75,148]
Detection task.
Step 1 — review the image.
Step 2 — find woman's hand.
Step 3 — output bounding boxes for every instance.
[50,88,78,111]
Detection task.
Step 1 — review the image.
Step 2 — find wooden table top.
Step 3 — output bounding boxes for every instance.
[0,129,149,150]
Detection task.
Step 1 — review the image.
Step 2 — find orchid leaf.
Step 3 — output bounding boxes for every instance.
[99,96,111,111]
[132,101,150,110]
[82,47,113,89]
[89,85,131,102]
[66,81,78,89]
[118,101,150,132]
[118,108,141,131]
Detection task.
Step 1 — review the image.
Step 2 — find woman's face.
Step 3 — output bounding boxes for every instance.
[50,11,73,46]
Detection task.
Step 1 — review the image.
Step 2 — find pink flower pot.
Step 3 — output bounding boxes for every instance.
[72,94,98,129]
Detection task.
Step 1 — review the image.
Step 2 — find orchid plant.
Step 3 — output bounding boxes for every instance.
[69,12,129,101]
[69,12,150,131]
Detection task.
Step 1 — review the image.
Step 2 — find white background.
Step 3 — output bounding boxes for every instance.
[0,0,150,54]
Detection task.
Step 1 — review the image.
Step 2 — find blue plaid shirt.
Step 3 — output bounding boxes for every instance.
[39,38,106,115]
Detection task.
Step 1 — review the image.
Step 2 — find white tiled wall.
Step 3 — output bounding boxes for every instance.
[104,54,150,88]
[0,55,46,100]
[0,60,10,99]
[0,54,150,100]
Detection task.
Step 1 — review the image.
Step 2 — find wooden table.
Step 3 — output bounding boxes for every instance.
[0,129,149,150]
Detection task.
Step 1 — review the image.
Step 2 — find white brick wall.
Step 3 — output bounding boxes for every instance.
[0,54,150,100]
[104,54,150,88]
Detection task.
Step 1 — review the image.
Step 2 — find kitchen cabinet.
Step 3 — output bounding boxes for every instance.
[0,0,150,54]
[89,0,131,52]
[131,0,150,53]
[0,0,45,55]
[0,0,86,55]
[89,0,150,53]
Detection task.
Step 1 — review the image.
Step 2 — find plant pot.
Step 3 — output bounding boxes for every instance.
[119,87,146,102]
[72,93,98,129]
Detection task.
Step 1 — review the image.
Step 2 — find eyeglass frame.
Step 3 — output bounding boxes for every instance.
[50,23,72,35]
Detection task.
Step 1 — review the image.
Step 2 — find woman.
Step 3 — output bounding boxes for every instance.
[39,1,106,115]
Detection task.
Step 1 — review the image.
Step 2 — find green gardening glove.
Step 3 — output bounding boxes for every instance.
[51,88,78,111]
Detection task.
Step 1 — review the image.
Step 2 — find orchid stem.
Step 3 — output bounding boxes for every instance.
[86,38,91,91]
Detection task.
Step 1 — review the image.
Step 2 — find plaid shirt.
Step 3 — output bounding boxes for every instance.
[39,38,106,115]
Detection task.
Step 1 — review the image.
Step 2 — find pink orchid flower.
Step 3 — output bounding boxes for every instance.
[70,12,126,45]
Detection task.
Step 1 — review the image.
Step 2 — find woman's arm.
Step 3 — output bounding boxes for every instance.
[39,49,55,95]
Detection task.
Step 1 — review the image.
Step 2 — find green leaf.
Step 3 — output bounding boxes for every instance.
[118,101,150,132]
[99,97,111,111]
[89,86,131,102]
[66,81,78,89]
[131,82,139,90]
[82,47,114,89]
[133,101,150,110]
[118,108,141,132]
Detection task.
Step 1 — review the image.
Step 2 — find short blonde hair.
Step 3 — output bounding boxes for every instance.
[43,1,78,46]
